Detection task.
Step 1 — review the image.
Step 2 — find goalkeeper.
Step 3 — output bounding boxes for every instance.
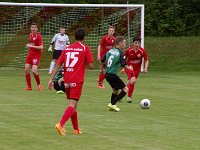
[53,67,65,94]
[48,26,70,74]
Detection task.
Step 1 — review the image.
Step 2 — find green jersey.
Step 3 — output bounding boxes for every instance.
[101,48,127,75]
[54,67,64,82]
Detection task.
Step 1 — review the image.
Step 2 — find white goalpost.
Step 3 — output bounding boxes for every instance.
[0,2,144,70]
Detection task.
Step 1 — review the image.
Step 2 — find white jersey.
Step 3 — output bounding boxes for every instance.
[51,33,70,50]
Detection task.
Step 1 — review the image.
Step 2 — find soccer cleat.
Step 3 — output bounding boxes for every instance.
[25,87,32,91]
[127,97,132,103]
[37,84,43,91]
[74,129,82,135]
[97,84,105,89]
[55,123,66,136]
[107,103,120,112]
[56,90,65,94]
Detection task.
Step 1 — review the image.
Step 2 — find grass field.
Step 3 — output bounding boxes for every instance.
[0,70,199,150]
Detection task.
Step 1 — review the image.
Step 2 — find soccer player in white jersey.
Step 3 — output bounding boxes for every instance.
[48,26,70,74]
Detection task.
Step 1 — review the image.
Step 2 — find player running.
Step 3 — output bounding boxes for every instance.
[48,28,94,136]
[97,26,115,88]
[101,36,133,112]
[123,36,149,103]
[25,23,43,91]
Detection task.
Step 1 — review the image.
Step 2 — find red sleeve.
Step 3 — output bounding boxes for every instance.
[85,46,94,64]
[57,50,65,65]
[124,48,129,58]
[142,48,148,61]
[37,33,43,46]
[100,36,106,46]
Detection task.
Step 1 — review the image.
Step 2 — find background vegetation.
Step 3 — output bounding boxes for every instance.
[2,0,200,36]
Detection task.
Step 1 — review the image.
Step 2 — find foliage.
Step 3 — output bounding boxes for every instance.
[1,0,200,36]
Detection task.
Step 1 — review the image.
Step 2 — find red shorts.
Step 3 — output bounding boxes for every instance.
[25,54,41,65]
[64,82,83,100]
[125,68,140,80]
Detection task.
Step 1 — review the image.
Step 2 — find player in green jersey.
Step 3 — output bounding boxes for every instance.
[101,36,133,112]
[53,67,65,94]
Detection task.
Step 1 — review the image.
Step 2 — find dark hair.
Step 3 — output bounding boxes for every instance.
[108,25,115,30]
[75,28,85,41]
[115,36,125,45]
[133,36,141,42]
[60,26,65,29]
[31,22,37,26]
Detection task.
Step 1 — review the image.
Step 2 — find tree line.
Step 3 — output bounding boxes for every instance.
[4,0,200,36]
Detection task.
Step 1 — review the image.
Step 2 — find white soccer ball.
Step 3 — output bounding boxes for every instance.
[140,99,151,109]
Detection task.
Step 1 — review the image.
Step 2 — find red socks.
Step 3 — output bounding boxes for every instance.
[98,72,105,84]
[33,74,40,85]
[128,83,135,97]
[26,74,31,88]
[71,111,79,130]
[60,106,74,127]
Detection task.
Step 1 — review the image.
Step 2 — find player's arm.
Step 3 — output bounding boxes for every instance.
[48,35,57,51]
[66,35,70,46]
[143,49,149,73]
[119,51,133,71]
[97,44,102,61]
[144,59,149,73]
[48,63,62,90]
[26,44,43,50]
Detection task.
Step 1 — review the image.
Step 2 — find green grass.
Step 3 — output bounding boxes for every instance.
[0,70,199,150]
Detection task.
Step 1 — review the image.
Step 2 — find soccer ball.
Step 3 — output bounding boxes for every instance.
[140,99,151,109]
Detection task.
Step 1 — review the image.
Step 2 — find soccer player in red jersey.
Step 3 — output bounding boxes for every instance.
[97,26,115,88]
[25,23,43,91]
[123,37,149,103]
[48,28,94,136]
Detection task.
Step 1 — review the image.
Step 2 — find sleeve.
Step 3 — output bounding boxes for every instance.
[38,34,43,46]
[119,51,127,68]
[50,34,57,45]
[142,48,148,61]
[100,36,106,46]
[57,50,65,65]
[85,46,94,64]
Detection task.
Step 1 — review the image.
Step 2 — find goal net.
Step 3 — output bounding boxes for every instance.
[0,2,144,69]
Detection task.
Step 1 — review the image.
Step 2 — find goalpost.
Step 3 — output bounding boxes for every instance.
[0,2,144,70]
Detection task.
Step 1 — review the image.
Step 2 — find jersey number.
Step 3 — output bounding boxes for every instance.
[107,55,114,67]
[65,52,79,67]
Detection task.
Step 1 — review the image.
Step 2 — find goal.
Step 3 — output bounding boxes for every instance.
[0,2,144,69]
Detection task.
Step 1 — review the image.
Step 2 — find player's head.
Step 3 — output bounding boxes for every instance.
[75,28,85,41]
[115,36,126,50]
[30,23,38,33]
[133,36,141,48]
[60,26,65,35]
[108,25,115,36]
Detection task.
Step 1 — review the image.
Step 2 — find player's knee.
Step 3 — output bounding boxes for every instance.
[130,77,136,84]
[123,86,129,93]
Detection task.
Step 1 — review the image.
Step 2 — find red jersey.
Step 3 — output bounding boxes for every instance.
[100,34,115,57]
[57,41,94,83]
[28,32,43,56]
[125,47,148,72]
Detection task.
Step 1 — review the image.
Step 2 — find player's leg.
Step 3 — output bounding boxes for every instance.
[55,83,82,135]
[127,71,139,103]
[49,50,62,74]
[25,63,32,90]
[106,74,125,112]
[32,64,43,91]
[97,64,106,88]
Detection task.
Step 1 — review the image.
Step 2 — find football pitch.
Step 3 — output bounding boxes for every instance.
[0,70,199,150]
